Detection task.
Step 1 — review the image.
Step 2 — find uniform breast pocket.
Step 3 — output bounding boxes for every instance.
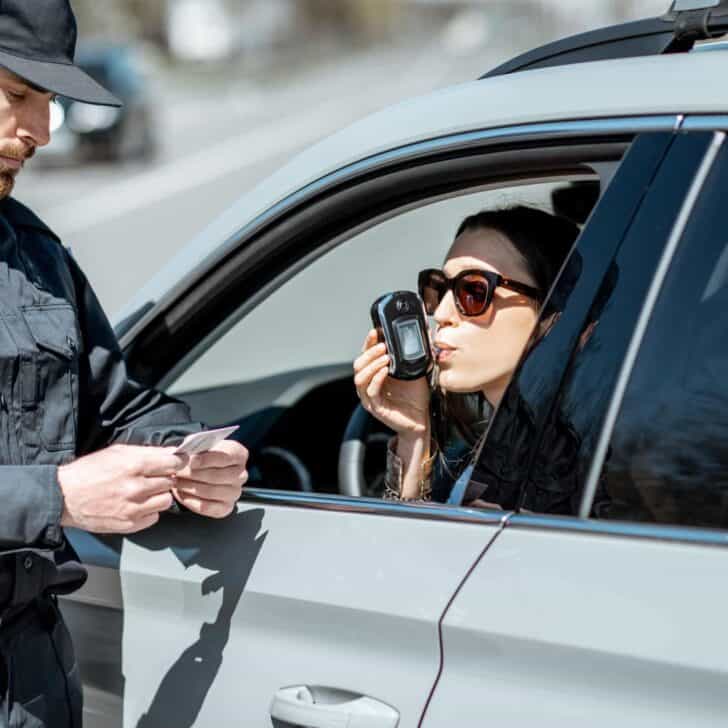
[21,304,79,452]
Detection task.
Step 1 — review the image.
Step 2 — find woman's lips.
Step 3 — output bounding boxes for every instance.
[434,341,455,363]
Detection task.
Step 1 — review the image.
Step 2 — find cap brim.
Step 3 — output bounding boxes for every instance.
[0,49,122,107]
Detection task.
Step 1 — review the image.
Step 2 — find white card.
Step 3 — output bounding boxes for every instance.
[173,426,240,455]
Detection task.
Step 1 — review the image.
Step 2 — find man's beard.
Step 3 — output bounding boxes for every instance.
[0,143,34,199]
[0,169,16,198]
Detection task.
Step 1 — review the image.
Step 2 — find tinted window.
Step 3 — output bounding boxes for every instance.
[601,135,728,529]
[466,133,678,514]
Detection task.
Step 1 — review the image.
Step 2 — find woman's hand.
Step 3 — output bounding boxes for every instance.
[353,329,430,436]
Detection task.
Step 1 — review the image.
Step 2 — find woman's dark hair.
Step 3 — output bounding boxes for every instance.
[433,205,580,450]
[454,205,579,300]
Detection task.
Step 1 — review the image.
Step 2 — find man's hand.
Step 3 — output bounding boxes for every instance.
[172,439,249,518]
[58,444,188,534]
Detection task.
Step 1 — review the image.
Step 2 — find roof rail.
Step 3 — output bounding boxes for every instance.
[482,0,728,79]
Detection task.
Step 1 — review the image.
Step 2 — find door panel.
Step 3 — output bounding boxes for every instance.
[423,527,728,727]
[66,500,500,727]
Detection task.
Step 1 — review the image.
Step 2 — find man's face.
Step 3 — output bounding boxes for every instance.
[0,68,53,198]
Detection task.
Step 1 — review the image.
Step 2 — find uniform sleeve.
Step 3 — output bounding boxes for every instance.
[0,465,63,548]
[65,250,204,455]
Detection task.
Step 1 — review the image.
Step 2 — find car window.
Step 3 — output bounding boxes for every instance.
[166,177,593,493]
[169,181,571,395]
[598,140,728,529]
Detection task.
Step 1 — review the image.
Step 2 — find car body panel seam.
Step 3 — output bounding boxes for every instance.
[417,511,514,728]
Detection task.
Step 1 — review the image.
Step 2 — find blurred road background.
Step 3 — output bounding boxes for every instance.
[14,0,665,317]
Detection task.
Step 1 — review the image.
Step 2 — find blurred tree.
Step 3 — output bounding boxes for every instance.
[127,0,167,44]
[72,0,167,43]
[299,0,403,39]
[72,0,136,37]
[347,0,403,38]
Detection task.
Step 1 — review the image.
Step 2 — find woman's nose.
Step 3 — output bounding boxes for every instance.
[433,290,459,326]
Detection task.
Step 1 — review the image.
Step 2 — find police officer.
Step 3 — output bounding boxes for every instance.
[0,2,249,726]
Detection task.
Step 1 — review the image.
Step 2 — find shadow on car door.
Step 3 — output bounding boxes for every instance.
[64,495,502,727]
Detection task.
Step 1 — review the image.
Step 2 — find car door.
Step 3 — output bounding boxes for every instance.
[60,120,673,728]
[423,129,728,726]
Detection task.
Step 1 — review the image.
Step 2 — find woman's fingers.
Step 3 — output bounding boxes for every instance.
[353,342,387,375]
[362,329,379,351]
[355,330,396,419]
[354,353,389,390]
[366,365,389,400]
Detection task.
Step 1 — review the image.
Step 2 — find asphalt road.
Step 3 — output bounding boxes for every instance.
[13,33,523,317]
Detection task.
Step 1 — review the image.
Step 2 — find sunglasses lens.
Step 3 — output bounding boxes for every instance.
[420,272,445,314]
[457,275,490,316]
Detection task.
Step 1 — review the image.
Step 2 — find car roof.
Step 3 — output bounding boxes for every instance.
[117,49,728,329]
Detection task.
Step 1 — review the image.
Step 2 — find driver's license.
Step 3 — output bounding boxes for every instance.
[173,426,240,455]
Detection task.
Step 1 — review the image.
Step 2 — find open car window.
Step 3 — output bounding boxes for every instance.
[168,180,587,395]
[164,169,607,496]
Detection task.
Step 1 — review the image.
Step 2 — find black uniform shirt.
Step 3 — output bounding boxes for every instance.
[0,196,202,611]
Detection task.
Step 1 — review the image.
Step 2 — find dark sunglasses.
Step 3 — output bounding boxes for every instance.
[418,268,542,317]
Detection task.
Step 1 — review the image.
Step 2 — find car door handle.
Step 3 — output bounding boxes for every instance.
[270,685,399,728]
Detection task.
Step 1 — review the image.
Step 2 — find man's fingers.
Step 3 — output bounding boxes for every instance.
[174,479,243,504]
[187,447,246,471]
[123,513,161,534]
[130,476,177,498]
[173,490,235,519]
[136,447,188,477]
[134,491,175,517]
[180,464,247,486]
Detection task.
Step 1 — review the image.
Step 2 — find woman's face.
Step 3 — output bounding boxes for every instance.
[433,227,541,405]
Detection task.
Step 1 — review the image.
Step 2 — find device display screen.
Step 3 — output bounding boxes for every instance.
[395,318,426,361]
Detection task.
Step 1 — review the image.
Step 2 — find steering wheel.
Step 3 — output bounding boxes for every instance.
[338,404,392,497]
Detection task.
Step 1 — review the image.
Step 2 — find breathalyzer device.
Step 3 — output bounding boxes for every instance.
[370,291,433,380]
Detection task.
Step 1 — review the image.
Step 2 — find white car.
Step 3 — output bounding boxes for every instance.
[63,2,728,726]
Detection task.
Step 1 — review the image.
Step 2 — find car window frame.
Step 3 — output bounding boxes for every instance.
[120,116,688,525]
[128,140,623,386]
[120,117,677,370]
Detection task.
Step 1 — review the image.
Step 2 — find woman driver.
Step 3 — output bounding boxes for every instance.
[353,205,579,505]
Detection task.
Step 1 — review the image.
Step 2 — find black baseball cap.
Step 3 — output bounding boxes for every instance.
[0,0,121,107]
